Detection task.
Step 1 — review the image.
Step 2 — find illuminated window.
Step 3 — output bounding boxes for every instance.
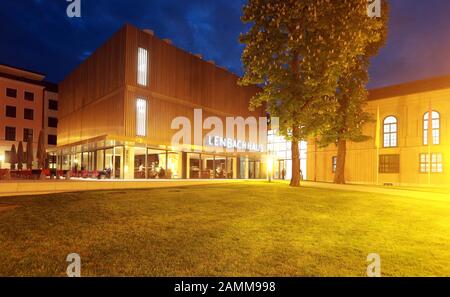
[383,116,397,147]
[136,98,147,136]
[423,111,440,145]
[379,154,400,173]
[332,156,337,173]
[137,47,148,86]
[419,153,443,173]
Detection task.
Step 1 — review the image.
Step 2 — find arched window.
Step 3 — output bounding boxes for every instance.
[383,116,398,147]
[423,111,440,145]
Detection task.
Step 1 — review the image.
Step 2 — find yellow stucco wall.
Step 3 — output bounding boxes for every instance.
[307,87,450,186]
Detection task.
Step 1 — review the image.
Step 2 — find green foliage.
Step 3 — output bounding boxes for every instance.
[240,0,389,142]
[317,1,389,147]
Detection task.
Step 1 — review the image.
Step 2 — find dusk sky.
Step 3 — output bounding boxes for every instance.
[1,0,450,88]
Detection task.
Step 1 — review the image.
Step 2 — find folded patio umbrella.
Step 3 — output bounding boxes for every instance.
[17,141,24,171]
[26,139,34,170]
[36,130,46,169]
[9,144,17,170]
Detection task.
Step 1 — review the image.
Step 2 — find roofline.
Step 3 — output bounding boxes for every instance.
[130,24,246,81]
[0,72,58,92]
[368,73,450,101]
[0,63,46,77]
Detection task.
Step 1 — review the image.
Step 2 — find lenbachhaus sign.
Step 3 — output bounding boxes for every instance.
[207,136,264,152]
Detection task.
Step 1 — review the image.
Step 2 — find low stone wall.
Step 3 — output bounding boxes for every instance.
[0,179,245,197]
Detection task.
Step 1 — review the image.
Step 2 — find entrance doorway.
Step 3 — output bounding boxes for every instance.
[248,160,261,179]
[275,160,287,180]
[114,156,121,179]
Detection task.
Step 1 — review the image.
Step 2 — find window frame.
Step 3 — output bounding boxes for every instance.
[332,156,337,173]
[48,99,58,111]
[23,128,33,143]
[24,108,34,120]
[419,153,443,173]
[5,126,16,141]
[137,47,149,86]
[5,105,17,118]
[48,117,58,128]
[136,97,148,137]
[383,116,398,148]
[24,91,34,101]
[6,88,17,98]
[48,134,57,145]
[379,154,400,174]
[423,111,440,145]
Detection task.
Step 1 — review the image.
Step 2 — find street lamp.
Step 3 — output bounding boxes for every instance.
[266,155,274,183]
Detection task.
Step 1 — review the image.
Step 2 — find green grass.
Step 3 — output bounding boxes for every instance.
[0,181,449,276]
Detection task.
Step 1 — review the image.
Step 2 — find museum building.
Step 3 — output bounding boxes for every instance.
[54,24,268,180]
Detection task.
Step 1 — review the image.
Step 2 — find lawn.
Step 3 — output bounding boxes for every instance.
[0,181,449,276]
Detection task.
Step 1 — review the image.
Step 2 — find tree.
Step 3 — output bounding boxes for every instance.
[240,0,384,186]
[17,141,24,170]
[317,1,389,184]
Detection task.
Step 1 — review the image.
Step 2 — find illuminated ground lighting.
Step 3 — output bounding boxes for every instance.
[266,155,274,182]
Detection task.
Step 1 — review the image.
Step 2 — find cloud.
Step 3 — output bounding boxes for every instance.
[1,0,450,88]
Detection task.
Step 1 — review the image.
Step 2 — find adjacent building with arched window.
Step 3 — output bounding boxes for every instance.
[383,116,398,148]
[307,75,449,186]
[423,111,440,145]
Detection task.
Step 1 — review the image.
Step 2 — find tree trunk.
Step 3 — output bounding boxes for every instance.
[289,51,301,188]
[334,138,347,184]
[290,126,301,187]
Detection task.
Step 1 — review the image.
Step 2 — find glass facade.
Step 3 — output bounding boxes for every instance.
[267,130,307,180]
[54,139,125,179]
[188,153,237,179]
[52,137,268,180]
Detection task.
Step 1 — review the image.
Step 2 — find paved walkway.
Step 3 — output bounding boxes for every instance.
[300,181,450,202]
[1,179,449,200]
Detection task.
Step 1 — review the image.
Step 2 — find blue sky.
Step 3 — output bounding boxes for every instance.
[1,0,450,88]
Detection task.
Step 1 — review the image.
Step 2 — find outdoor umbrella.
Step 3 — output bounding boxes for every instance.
[9,144,17,170]
[36,130,46,169]
[26,139,34,170]
[17,141,24,170]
